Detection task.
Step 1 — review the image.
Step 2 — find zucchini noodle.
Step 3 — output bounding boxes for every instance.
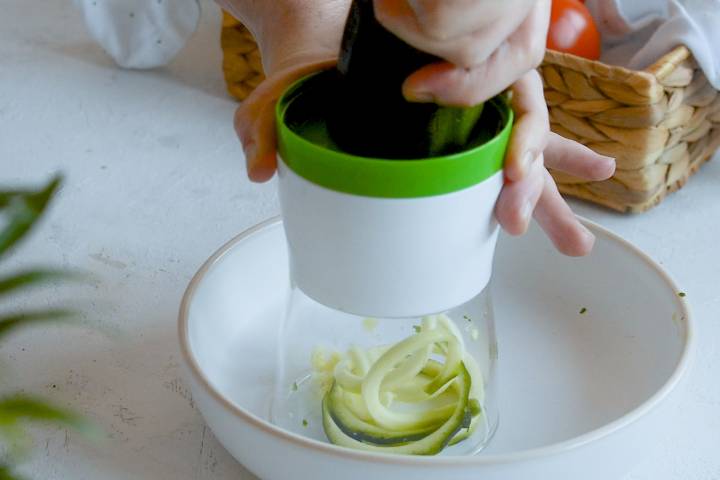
[321,314,485,455]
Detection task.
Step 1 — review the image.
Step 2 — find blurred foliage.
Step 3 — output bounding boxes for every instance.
[0,176,96,478]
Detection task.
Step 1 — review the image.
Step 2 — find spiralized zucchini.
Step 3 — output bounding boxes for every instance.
[322,314,484,455]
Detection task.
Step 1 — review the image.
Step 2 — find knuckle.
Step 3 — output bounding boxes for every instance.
[528,41,546,69]
[527,68,544,88]
[415,16,450,41]
[444,71,487,107]
[373,9,390,29]
[450,43,480,69]
[536,110,551,137]
[373,2,400,32]
[412,0,455,41]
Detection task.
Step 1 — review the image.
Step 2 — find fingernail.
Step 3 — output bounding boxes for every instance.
[580,224,594,242]
[602,156,617,175]
[405,90,435,103]
[574,225,596,256]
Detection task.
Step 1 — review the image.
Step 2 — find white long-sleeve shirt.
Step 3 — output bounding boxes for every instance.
[586,0,720,88]
[75,0,720,88]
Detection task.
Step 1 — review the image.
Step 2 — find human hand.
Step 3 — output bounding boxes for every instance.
[217,0,350,181]
[226,0,615,256]
[376,0,551,106]
[496,69,615,256]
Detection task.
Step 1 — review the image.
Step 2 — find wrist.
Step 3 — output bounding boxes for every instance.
[242,0,350,75]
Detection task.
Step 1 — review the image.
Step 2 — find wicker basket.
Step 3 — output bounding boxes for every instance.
[221,12,265,101]
[220,13,719,212]
[543,47,720,212]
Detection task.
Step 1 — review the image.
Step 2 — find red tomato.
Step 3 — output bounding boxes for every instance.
[547,0,601,60]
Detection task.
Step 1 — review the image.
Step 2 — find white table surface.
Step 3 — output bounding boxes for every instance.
[1,1,718,479]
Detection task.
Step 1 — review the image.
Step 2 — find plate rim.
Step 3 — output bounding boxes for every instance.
[178,215,694,466]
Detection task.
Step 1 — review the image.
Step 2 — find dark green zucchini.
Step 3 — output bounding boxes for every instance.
[322,365,473,455]
[326,381,442,445]
[327,0,484,158]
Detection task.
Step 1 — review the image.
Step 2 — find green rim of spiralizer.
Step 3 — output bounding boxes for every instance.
[276,72,514,198]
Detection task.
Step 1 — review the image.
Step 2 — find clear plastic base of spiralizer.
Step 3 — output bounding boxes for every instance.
[271,284,499,456]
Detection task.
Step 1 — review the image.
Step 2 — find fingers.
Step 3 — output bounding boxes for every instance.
[235,99,278,182]
[494,70,549,236]
[498,131,610,255]
[545,132,616,180]
[497,130,613,256]
[376,0,533,67]
[402,0,550,105]
[234,59,336,182]
[533,169,595,257]
[495,154,546,236]
[503,70,549,182]
[407,0,532,41]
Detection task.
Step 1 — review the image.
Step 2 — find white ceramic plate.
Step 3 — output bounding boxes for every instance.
[179,217,692,480]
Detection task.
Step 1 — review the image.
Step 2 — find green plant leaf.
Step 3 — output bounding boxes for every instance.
[0,309,77,341]
[0,190,31,209]
[0,270,81,299]
[0,175,62,260]
[0,174,97,474]
[0,395,97,438]
[0,464,25,480]
[0,420,32,462]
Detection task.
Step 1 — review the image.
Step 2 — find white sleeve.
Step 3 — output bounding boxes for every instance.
[586,0,720,89]
[629,0,720,89]
[585,0,667,45]
[74,0,201,69]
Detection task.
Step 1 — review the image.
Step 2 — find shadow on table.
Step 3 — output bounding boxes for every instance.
[38,36,232,103]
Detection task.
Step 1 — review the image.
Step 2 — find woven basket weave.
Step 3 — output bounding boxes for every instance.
[221,12,265,101]
[543,47,720,212]
[220,13,719,212]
